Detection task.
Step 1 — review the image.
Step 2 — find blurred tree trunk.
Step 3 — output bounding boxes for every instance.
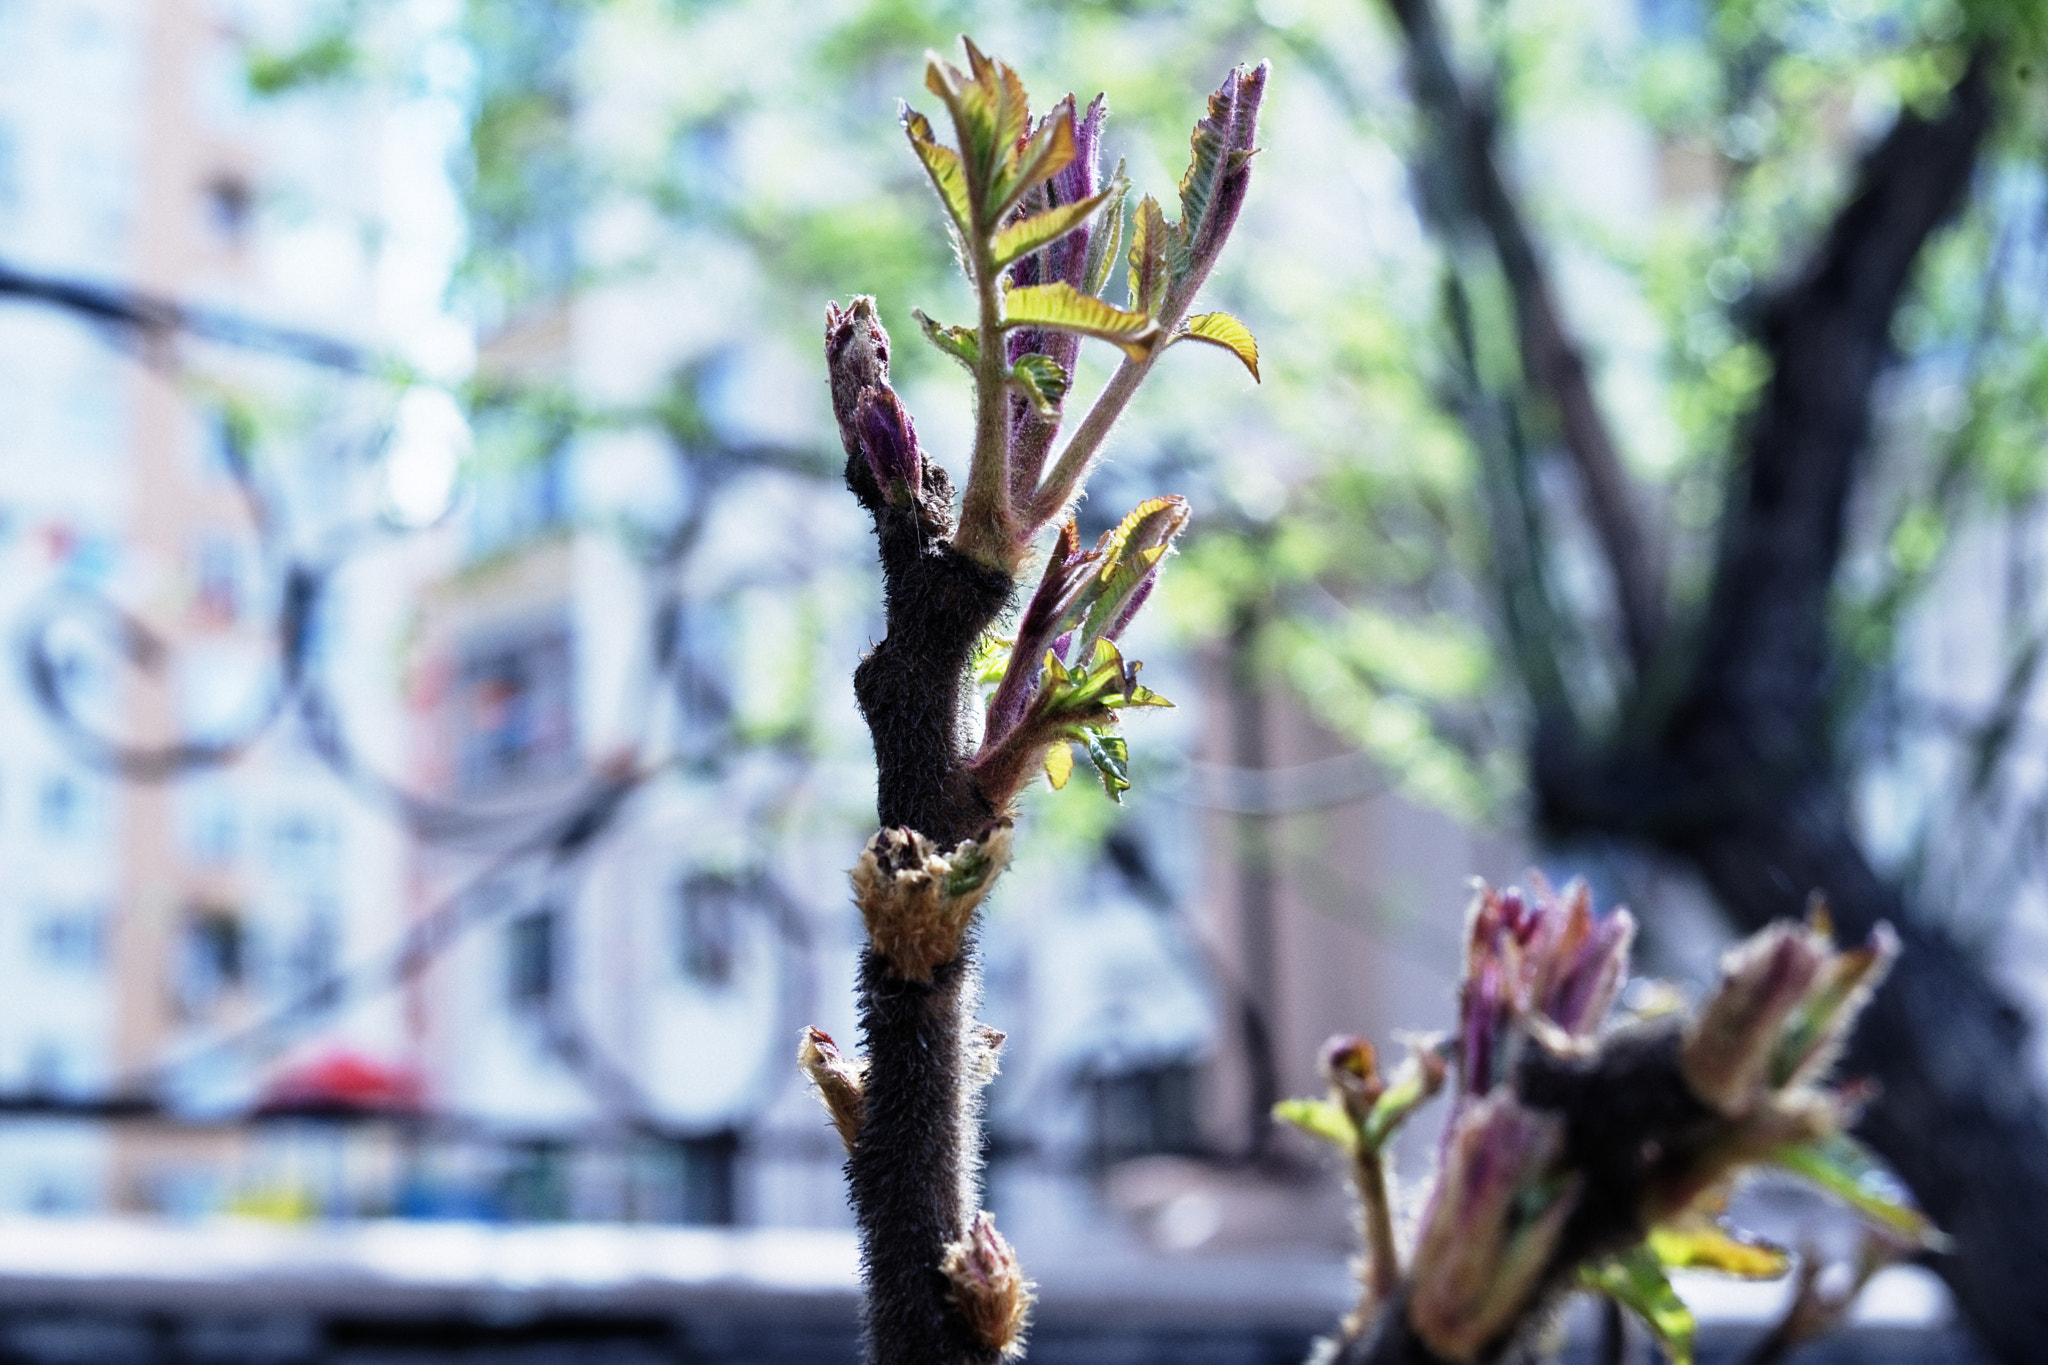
[1384,1,2048,1355]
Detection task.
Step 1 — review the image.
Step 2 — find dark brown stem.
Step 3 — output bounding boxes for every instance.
[848,949,999,1365]
[829,300,1017,1365]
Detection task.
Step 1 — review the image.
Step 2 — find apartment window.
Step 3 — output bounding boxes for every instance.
[30,906,102,970]
[1084,1058,1202,1167]
[674,874,740,987]
[456,623,575,794]
[268,810,339,885]
[37,772,101,840]
[178,908,245,1013]
[506,908,556,1007]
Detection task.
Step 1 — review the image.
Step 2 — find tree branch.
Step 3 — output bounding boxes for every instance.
[1673,52,1994,770]
[1385,0,1666,670]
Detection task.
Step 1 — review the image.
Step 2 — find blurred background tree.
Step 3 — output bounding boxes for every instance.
[5,0,2047,1356]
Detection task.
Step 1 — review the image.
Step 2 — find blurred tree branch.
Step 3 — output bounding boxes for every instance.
[1381,0,2048,1357]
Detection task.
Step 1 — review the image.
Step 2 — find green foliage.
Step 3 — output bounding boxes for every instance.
[1002,282,1161,360]
[245,23,359,96]
[1580,1248,1696,1365]
[1175,311,1261,381]
[1769,1133,1948,1248]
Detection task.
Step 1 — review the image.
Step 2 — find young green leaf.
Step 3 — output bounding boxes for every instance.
[1044,741,1074,790]
[994,110,1077,221]
[1273,1096,1356,1150]
[1077,495,1190,652]
[1177,311,1261,382]
[915,309,979,370]
[1646,1222,1792,1279]
[924,39,1030,222]
[972,633,1014,686]
[902,108,973,238]
[1003,282,1162,361]
[1082,160,1130,298]
[1126,195,1169,318]
[1080,726,1130,800]
[1580,1248,1696,1365]
[1769,1134,1948,1249]
[1009,354,1071,416]
[1358,1040,1449,1150]
[993,191,1111,270]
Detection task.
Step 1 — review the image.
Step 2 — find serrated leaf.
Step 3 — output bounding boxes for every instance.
[992,191,1110,270]
[1043,741,1073,790]
[1009,353,1070,417]
[924,39,1029,224]
[1177,312,1261,382]
[915,309,978,371]
[1082,161,1129,298]
[1646,1222,1792,1279]
[902,108,973,237]
[1273,1096,1356,1150]
[1003,282,1162,361]
[1081,727,1130,801]
[1126,195,1169,318]
[1769,1134,1947,1249]
[1176,82,1236,277]
[994,110,1077,221]
[1581,1248,1695,1365]
[1077,496,1190,652]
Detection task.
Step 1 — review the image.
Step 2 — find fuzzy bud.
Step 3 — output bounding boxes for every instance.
[1408,1094,1579,1363]
[1681,922,1828,1118]
[850,824,1014,982]
[797,1026,866,1154]
[941,1210,1033,1357]
[855,386,922,506]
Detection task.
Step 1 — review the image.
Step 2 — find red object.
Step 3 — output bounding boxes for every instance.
[257,1050,425,1118]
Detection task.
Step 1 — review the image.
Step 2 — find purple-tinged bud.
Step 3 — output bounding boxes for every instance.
[942,1210,1033,1357]
[854,386,921,506]
[1167,62,1268,315]
[1457,879,1636,1095]
[981,520,1098,748]
[1409,1094,1578,1363]
[1682,922,1826,1117]
[1047,93,1105,290]
[1321,1033,1384,1125]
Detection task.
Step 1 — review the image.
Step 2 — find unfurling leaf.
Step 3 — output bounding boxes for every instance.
[914,309,979,371]
[1177,311,1261,381]
[1126,195,1170,318]
[1769,1133,1947,1249]
[1274,1095,1356,1150]
[1359,1037,1450,1150]
[1043,740,1073,790]
[1010,353,1071,416]
[923,39,1031,223]
[993,191,1111,269]
[1580,1248,1696,1365]
[1082,160,1130,298]
[1081,727,1130,800]
[1172,63,1267,283]
[997,109,1077,220]
[1646,1221,1792,1279]
[1003,282,1162,361]
[1078,495,1190,653]
[902,108,973,237]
